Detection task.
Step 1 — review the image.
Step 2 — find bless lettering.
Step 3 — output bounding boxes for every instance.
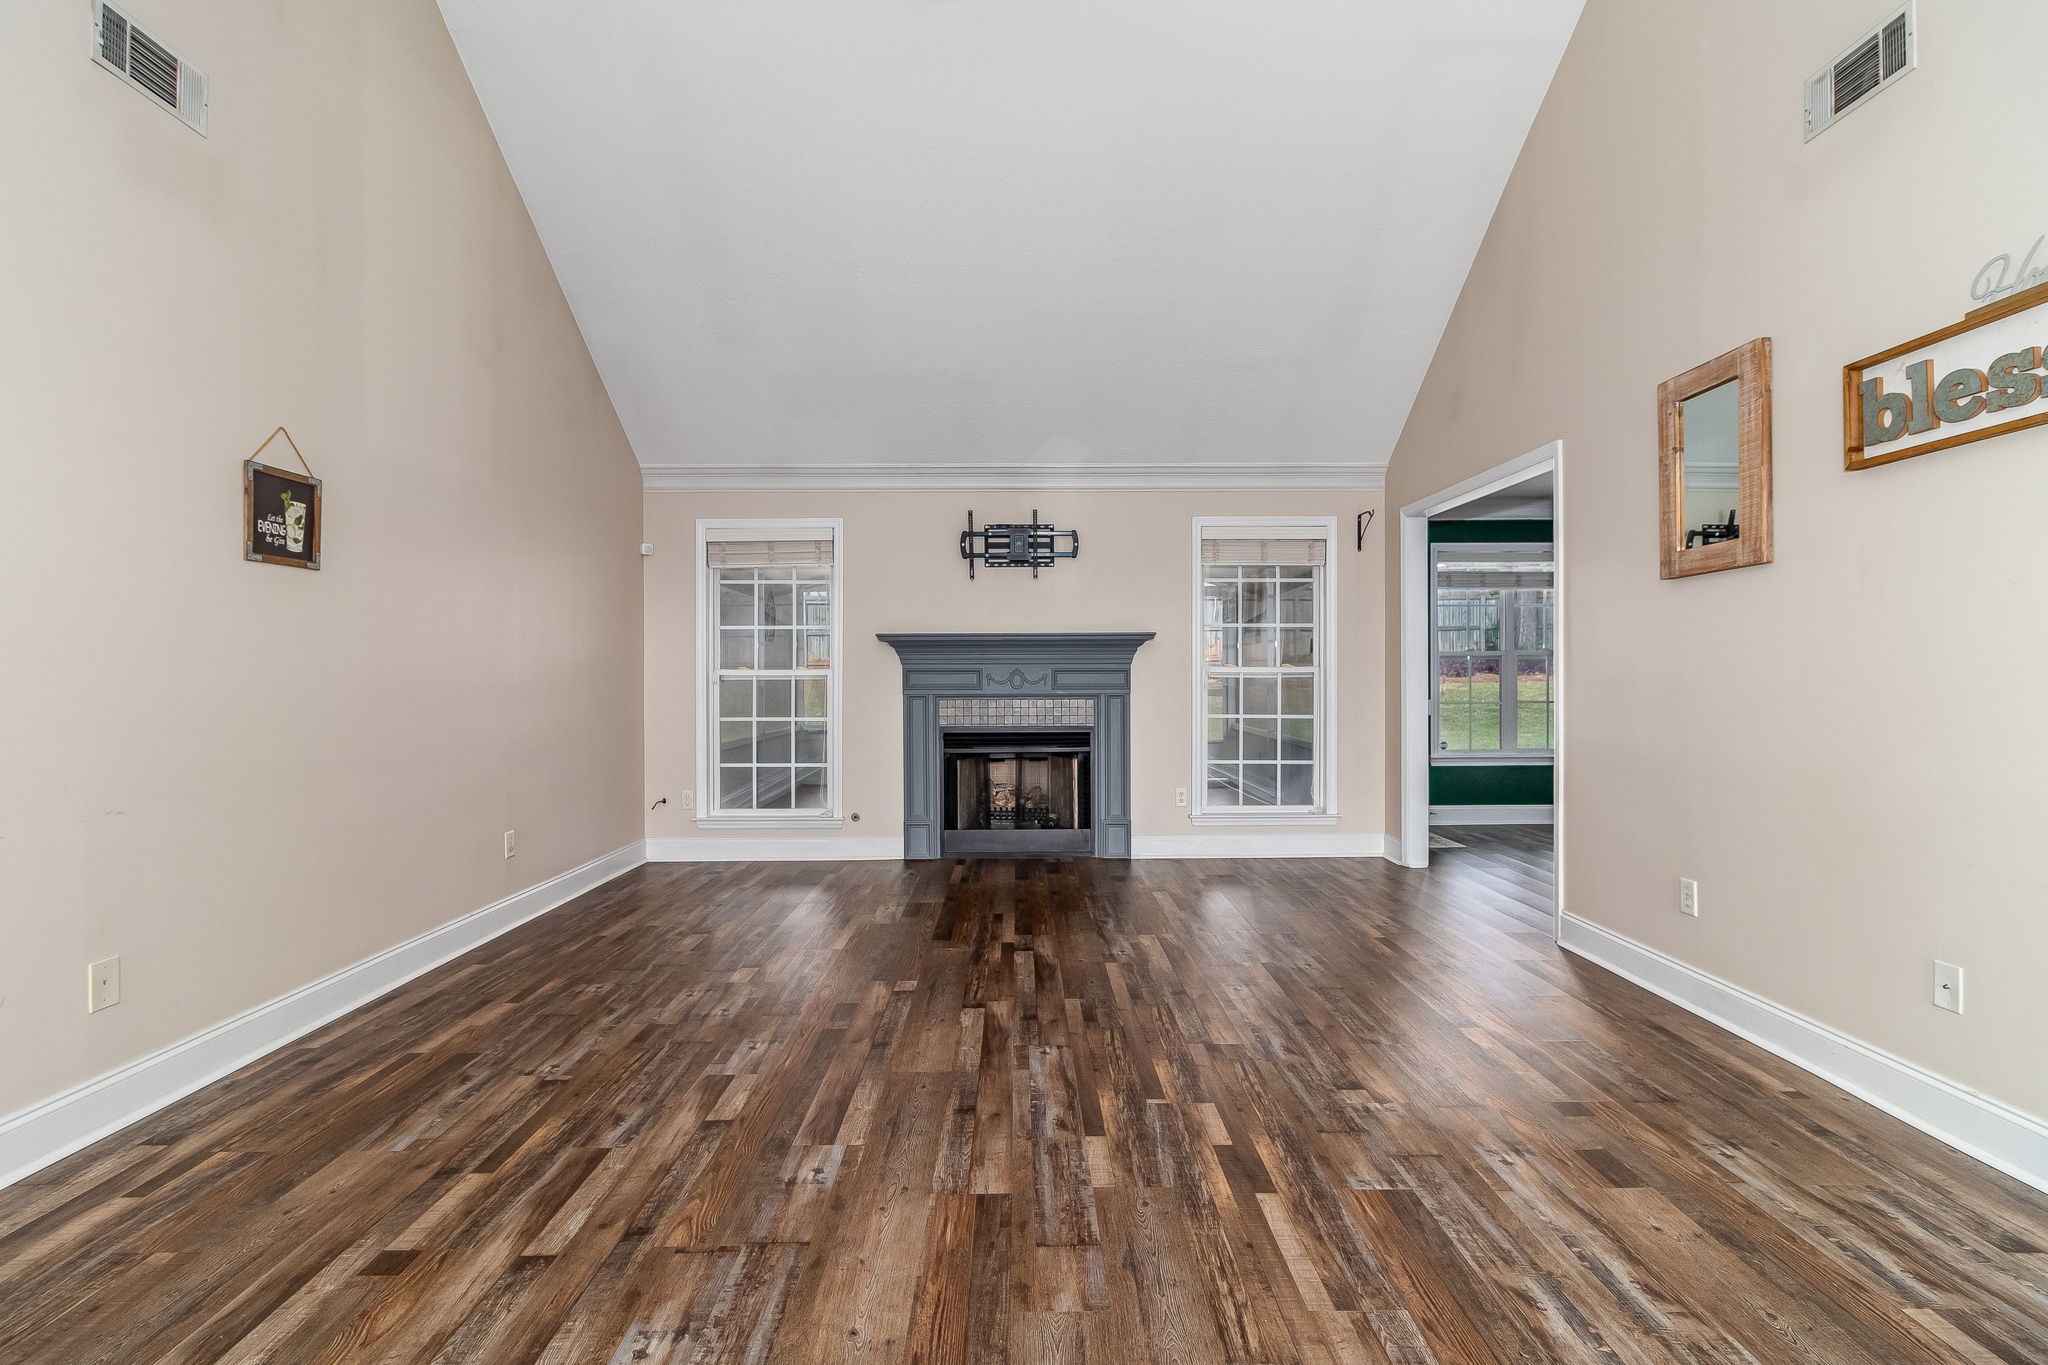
[1862,347,2045,444]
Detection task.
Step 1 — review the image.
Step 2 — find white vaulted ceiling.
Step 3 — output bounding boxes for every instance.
[437,1,1583,487]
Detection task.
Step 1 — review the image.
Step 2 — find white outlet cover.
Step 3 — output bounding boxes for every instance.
[1678,877,1699,917]
[503,830,517,858]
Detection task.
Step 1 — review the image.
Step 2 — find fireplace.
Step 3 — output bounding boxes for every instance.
[943,728,1092,855]
[877,633,1154,859]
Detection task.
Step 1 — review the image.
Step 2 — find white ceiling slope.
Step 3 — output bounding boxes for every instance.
[437,1,1584,486]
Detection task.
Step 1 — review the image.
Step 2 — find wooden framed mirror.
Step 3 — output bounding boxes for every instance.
[1658,337,1772,578]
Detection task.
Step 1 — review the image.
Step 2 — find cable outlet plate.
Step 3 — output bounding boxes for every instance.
[88,957,121,1013]
[1932,961,1963,1014]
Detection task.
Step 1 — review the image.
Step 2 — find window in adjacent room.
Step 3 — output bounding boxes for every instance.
[1193,518,1337,818]
[1432,543,1554,757]
[699,520,842,822]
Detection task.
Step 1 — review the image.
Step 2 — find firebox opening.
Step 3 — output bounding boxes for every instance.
[941,728,1092,856]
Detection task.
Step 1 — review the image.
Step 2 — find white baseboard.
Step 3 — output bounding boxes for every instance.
[649,833,1395,862]
[645,835,902,862]
[1131,832,1394,860]
[1430,804,1554,825]
[0,840,647,1191]
[1559,912,2048,1195]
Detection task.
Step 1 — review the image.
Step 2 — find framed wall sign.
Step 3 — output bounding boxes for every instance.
[1658,338,1773,579]
[244,460,322,569]
[1846,281,2048,471]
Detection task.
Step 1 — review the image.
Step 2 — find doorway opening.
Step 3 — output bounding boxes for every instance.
[1397,441,1563,935]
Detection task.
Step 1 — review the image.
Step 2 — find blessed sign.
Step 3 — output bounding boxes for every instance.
[1846,282,2048,470]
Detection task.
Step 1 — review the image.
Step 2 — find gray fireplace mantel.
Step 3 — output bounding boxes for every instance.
[878,633,1154,859]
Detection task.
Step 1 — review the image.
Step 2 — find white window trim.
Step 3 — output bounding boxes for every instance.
[695,517,845,829]
[1188,514,1339,825]
[1430,540,1555,763]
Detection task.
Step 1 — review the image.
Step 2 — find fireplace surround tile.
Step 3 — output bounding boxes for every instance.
[937,698,1096,728]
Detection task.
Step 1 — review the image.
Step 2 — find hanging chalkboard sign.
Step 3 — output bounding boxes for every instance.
[244,459,322,569]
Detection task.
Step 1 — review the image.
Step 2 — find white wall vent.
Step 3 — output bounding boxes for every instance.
[1805,4,1913,141]
[92,1,208,135]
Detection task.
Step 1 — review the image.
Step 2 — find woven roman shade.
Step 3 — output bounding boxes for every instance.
[1200,538,1327,566]
[705,538,835,569]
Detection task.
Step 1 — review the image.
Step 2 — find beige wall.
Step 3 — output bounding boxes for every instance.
[0,0,643,1118]
[645,491,1385,847]
[1387,0,2048,1116]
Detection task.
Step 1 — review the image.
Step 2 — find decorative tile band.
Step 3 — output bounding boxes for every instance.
[938,698,1096,728]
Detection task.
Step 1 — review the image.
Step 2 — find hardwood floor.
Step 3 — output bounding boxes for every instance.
[4,829,2047,1364]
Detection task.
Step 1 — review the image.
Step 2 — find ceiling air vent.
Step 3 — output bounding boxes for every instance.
[92,1,207,135]
[1805,4,1914,141]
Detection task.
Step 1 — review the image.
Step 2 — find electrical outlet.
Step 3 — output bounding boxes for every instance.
[679,791,694,811]
[1932,961,1964,1014]
[502,830,517,859]
[1175,786,1189,808]
[88,957,121,1013]
[1678,877,1699,917]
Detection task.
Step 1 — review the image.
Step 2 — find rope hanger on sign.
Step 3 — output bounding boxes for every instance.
[247,426,316,477]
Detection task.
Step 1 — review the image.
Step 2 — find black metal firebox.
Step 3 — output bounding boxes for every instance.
[942,729,1092,856]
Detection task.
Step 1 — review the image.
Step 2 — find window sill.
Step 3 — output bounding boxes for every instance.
[695,813,844,830]
[1187,811,1339,827]
[1431,754,1554,766]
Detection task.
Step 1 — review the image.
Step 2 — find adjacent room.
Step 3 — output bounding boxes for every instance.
[1423,469,1557,831]
[5,1,2046,1361]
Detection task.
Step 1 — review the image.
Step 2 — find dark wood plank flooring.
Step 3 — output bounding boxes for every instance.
[4,828,2046,1363]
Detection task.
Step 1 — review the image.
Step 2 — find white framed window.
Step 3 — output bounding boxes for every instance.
[696,519,844,827]
[1190,517,1338,823]
[1431,542,1554,760]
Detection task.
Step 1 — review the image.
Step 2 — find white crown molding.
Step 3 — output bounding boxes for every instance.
[0,841,648,1191]
[1559,912,2048,1195]
[642,462,1389,493]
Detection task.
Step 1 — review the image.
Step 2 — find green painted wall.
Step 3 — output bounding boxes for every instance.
[1428,518,1553,544]
[1430,763,1553,805]
[1429,520,1554,806]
